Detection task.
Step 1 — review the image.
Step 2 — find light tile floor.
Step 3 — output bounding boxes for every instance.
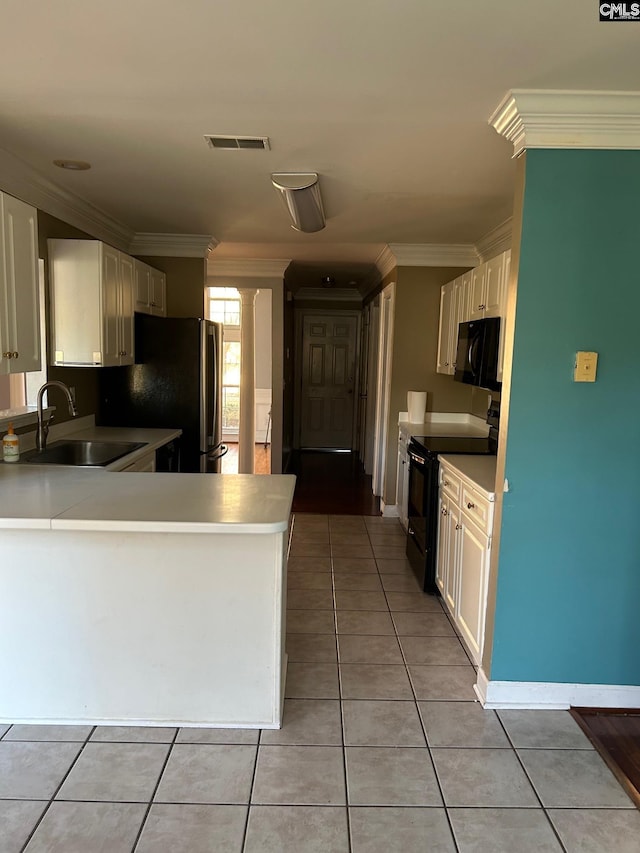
[1,513,638,852]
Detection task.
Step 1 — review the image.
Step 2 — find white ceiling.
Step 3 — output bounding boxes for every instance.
[1,0,638,288]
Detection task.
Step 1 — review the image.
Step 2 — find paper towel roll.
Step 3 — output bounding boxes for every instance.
[407,391,427,424]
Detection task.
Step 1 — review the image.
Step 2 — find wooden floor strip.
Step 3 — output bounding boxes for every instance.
[571,707,640,808]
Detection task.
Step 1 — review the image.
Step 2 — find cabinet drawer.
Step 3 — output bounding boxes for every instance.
[461,484,491,532]
[440,466,461,502]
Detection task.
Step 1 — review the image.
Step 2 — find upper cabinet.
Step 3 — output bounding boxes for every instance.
[134,259,166,316]
[436,249,510,380]
[49,239,135,367]
[0,192,41,375]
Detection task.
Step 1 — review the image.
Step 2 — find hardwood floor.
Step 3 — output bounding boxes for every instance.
[290,450,380,515]
[221,443,271,474]
[571,708,640,808]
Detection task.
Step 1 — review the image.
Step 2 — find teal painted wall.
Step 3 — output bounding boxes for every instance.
[491,149,640,685]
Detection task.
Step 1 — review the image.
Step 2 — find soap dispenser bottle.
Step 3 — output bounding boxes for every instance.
[2,422,20,462]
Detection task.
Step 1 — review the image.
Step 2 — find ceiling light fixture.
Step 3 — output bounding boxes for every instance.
[53,159,91,171]
[271,173,325,233]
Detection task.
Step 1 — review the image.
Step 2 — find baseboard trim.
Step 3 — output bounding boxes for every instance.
[475,668,640,710]
[380,501,399,518]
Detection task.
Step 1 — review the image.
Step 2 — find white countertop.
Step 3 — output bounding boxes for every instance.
[0,424,295,533]
[437,454,498,499]
[398,412,489,438]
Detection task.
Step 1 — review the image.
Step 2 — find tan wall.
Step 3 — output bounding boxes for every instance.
[139,256,207,318]
[382,265,476,504]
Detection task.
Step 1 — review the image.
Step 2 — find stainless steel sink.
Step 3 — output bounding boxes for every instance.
[23,440,147,467]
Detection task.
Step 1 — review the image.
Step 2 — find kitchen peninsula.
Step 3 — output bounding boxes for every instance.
[0,457,295,729]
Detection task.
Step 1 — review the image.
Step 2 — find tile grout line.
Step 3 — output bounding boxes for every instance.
[129,726,180,853]
[492,714,570,853]
[389,577,461,853]
[331,518,353,853]
[18,724,97,853]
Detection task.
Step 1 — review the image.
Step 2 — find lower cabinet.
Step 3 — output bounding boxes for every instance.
[396,428,410,530]
[120,451,156,472]
[436,461,494,664]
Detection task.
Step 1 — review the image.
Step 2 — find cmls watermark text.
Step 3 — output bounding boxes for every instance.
[599,2,640,19]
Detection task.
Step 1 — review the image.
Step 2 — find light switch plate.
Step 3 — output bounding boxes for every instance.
[574,351,598,382]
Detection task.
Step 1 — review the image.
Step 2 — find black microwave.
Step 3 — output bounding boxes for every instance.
[454,317,501,392]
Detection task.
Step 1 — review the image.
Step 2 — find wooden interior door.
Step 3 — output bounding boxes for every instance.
[299,312,359,449]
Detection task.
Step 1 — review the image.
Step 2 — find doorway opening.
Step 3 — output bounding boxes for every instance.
[206,285,272,474]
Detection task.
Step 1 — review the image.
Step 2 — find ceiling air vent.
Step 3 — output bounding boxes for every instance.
[205,135,270,151]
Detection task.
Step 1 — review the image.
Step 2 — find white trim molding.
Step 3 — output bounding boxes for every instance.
[207,258,291,279]
[384,243,479,271]
[0,147,133,250]
[375,245,398,281]
[129,233,218,258]
[475,667,640,710]
[294,287,362,303]
[476,218,513,262]
[490,89,640,157]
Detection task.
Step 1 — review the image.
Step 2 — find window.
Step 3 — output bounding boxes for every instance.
[207,287,241,437]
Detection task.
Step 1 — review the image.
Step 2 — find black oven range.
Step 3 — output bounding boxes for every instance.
[406,412,498,594]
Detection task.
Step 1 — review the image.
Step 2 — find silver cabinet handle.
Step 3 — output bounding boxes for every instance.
[12,351,18,358]
[443,480,449,486]
[467,502,475,509]
[456,524,462,530]
[479,304,485,309]
[441,507,448,516]
[2,351,12,359]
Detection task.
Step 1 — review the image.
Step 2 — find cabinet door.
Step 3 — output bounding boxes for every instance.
[150,268,166,316]
[483,255,503,318]
[444,498,460,613]
[435,492,448,596]
[457,516,490,663]
[450,276,467,374]
[134,260,151,314]
[119,253,135,365]
[101,245,121,366]
[469,264,486,321]
[436,282,453,374]
[0,195,40,374]
[458,271,472,324]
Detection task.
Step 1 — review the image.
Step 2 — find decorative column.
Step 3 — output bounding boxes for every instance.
[238,288,258,473]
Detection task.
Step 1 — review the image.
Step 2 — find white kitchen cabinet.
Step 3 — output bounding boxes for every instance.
[150,267,166,315]
[396,428,410,530]
[436,250,510,378]
[120,451,156,472]
[436,458,495,665]
[135,259,166,316]
[436,280,453,374]
[457,514,490,662]
[0,193,41,375]
[49,239,135,367]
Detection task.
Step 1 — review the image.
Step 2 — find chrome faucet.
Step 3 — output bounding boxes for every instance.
[36,381,78,451]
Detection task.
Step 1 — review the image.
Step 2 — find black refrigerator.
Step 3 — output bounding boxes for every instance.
[98,314,226,472]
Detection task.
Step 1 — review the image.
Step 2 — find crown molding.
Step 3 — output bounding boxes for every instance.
[207,257,291,278]
[129,233,218,258]
[0,147,133,250]
[375,245,397,280]
[490,89,640,157]
[475,218,512,262]
[378,243,479,271]
[294,287,362,302]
